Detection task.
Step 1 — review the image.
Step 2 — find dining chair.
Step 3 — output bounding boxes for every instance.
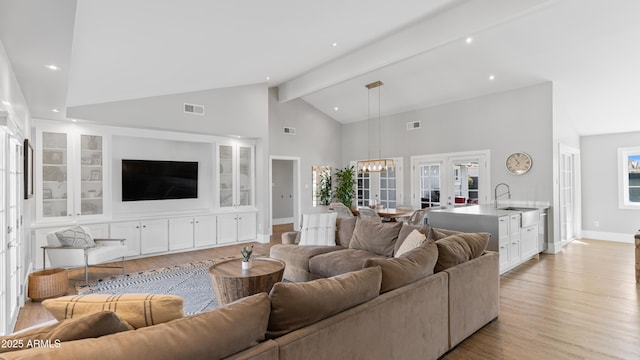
[358,208,382,222]
[407,209,428,226]
[329,202,354,218]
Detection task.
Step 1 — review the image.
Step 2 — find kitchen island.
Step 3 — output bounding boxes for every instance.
[430,204,548,274]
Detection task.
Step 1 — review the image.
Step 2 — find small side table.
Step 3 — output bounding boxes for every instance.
[209,258,285,305]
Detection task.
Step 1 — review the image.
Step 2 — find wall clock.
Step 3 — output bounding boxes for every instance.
[505,152,532,175]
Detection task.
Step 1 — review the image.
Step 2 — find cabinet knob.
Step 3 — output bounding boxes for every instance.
[143,225,147,228]
[136,226,140,229]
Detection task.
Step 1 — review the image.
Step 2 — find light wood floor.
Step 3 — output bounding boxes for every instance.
[15,232,640,359]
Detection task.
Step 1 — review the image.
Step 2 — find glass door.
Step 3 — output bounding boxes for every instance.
[238,145,253,207]
[0,131,6,333]
[41,132,70,218]
[79,135,103,216]
[6,137,22,331]
[218,144,234,207]
[419,163,441,208]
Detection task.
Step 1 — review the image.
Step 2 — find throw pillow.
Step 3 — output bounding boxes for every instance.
[55,226,95,248]
[395,229,427,258]
[428,227,462,240]
[298,212,338,246]
[267,267,382,338]
[434,232,490,272]
[0,311,132,353]
[395,224,430,254]
[335,216,357,247]
[348,219,403,257]
[364,240,438,293]
[18,293,270,360]
[42,293,184,329]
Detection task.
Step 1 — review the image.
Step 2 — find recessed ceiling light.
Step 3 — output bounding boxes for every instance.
[71,119,77,123]
[489,75,496,81]
[334,106,339,111]
[266,76,270,81]
[45,64,59,71]
[465,37,473,44]
[51,108,61,113]
[332,42,338,47]
[1,101,10,106]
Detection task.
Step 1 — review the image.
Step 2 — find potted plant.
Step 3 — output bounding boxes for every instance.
[319,168,332,206]
[241,245,254,269]
[333,166,356,209]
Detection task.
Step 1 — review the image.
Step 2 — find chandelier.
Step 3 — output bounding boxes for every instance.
[357,81,394,173]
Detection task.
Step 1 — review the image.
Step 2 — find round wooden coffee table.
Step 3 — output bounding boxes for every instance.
[208,257,285,305]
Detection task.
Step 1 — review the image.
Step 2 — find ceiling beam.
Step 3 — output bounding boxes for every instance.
[277,0,558,103]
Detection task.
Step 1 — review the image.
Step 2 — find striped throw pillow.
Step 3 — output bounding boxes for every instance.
[298,212,338,246]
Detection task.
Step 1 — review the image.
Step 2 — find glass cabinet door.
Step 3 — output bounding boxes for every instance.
[238,145,253,206]
[79,135,103,216]
[41,132,70,218]
[219,144,234,207]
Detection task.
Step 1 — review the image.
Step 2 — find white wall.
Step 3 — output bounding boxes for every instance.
[268,88,343,215]
[66,83,271,238]
[342,82,554,208]
[581,131,640,242]
[111,136,213,216]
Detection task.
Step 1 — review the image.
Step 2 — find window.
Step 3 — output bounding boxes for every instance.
[619,146,640,208]
[353,158,402,208]
[419,164,440,208]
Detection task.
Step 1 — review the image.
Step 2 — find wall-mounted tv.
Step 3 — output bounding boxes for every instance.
[122,159,198,201]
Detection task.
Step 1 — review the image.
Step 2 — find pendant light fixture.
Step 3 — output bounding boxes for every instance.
[357,81,394,173]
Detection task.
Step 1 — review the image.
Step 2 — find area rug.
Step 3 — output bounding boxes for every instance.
[77,257,239,315]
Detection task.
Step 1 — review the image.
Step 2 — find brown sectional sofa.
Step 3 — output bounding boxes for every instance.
[2,217,498,360]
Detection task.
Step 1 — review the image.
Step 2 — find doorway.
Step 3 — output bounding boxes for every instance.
[269,156,300,232]
[558,144,581,244]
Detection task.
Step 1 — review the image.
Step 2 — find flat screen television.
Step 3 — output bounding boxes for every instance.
[122,159,198,201]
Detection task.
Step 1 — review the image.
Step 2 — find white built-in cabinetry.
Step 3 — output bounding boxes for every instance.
[217,142,254,209]
[217,212,257,244]
[37,127,106,221]
[32,121,259,270]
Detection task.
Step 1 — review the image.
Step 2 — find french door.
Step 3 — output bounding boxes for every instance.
[559,144,580,243]
[411,150,490,209]
[0,130,24,335]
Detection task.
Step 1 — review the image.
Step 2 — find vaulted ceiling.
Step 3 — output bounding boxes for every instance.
[1,0,640,136]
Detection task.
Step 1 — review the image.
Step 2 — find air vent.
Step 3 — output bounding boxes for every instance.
[184,103,205,115]
[283,127,296,135]
[406,121,421,130]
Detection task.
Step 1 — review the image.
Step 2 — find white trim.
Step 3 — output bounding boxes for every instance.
[269,156,301,232]
[617,146,640,209]
[580,230,635,244]
[272,217,294,225]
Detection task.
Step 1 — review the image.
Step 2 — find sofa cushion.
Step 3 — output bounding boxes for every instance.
[270,244,344,272]
[7,293,271,360]
[429,227,463,240]
[395,229,427,258]
[55,226,95,248]
[309,249,386,278]
[42,293,184,329]
[394,224,431,255]
[434,232,490,272]
[364,241,438,293]
[348,219,402,256]
[0,311,132,354]
[267,267,382,338]
[336,216,357,247]
[299,212,338,246]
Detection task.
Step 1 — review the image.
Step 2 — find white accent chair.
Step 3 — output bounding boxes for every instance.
[329,202,354,218]
[43,226,127,284]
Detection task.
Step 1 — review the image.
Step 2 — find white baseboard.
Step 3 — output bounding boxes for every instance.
[272,217,294,225]
[580,230,635,244]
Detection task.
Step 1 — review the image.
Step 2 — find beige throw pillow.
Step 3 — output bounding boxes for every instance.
[267,267,382,338]
[394,229,427,258]
[434,232,490,272]
[348,219,402,256]
[42,293,184,329]
[0,311,132,353]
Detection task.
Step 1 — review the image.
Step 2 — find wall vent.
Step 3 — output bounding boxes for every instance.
[406,121,421,130]
[283,127,296,135]
[184,103,205,115]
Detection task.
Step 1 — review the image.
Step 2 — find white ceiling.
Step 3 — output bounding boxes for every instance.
[1,0,640,136]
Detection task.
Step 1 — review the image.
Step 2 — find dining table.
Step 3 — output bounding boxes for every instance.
[353,207,415,221]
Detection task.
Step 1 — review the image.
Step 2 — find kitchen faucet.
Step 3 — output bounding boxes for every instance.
[494,183,511,208]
